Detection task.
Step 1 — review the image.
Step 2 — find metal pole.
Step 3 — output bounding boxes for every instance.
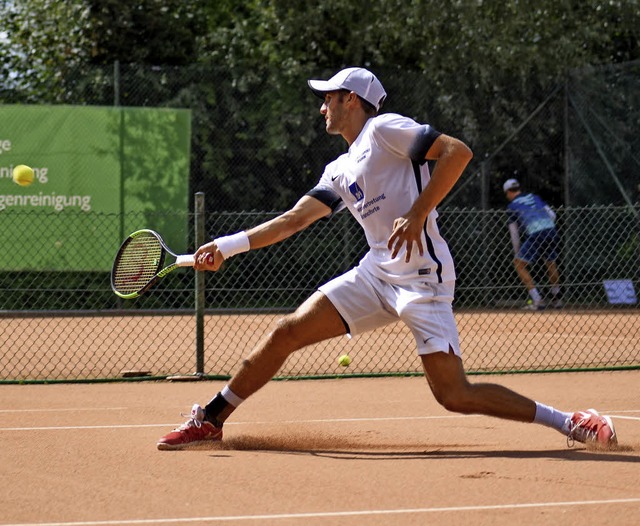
[480,161,491,306]
[115,60,124,243]
[563,76,570,208]
[195,192,206,374]
[115,60,125,309]
[113,60,120,107]
[563,76,572,299]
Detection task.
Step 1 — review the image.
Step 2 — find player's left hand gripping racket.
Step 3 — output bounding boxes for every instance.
[111,229,198,299]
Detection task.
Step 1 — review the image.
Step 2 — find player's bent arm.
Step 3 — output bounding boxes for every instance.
[194,196,331,270]
[418,134,473,220]
[388,134,472,260]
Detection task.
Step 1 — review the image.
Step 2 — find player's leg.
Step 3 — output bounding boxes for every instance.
[545,260,560,287]
[545,260,562,307]
[157,291,347,450]
[399,285,540,422]
[206,266,396,423]
[514,257,535,291]
[224,290,347,406]
[421,349,537,421]
[515,234,545,309]
[157,265,396,450]
[421,350,616,446]
[543,230,562,307]
[401,283,616,446]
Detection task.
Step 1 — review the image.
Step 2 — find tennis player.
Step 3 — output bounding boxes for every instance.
[504,179,562,310]
[157,67,616,450]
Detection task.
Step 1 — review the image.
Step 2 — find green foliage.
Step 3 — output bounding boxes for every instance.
[0,0,90,101]
[191,0,639,208]
[85,0,207,65]
[0,0,207,102]
[1,0,639,209]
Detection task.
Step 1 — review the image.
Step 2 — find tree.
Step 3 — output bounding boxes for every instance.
[85,0,206,65]
[2,0,638,208]
[0,0,207,102]
[0,0,90,101]
[194,0,640,208]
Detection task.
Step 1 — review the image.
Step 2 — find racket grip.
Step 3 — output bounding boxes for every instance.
[176,254,196,267]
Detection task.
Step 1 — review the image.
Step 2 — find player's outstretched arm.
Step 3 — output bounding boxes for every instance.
[194,196,331,270]
[245,195,331,249]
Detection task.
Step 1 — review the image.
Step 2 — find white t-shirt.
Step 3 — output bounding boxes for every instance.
[308,113,456,285]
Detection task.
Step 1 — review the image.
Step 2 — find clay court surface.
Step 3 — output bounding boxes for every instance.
[2,310,638,379]
[1,371,639,525]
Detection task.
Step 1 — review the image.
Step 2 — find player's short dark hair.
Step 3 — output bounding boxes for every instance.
[337,89,379,116]
[357,95,378,115]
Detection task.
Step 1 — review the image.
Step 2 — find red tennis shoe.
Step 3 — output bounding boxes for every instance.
[157,404,223,450]
[567,409,617,447]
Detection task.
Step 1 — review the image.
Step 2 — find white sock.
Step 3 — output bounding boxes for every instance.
[529,288,542,303]
[534,402,572,434]
[221,385,244,408]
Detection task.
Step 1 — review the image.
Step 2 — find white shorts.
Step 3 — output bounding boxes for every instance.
[318,265,461,356]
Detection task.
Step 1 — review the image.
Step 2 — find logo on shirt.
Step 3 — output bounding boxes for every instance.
[349,182,364,202]
[356,148,370,163]
[357,193,386,220]
[331,173,342,181]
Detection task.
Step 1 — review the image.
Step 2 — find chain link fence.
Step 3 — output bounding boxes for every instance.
[1,61,638,382]
[1,203,638,382]
[6,61,639,212]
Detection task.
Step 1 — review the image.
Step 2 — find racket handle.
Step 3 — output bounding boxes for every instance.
[176,254,196,267]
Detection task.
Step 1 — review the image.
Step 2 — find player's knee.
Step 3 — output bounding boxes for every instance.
[433,391,459,413]
[432,385,475,414]
[271,314,306,352]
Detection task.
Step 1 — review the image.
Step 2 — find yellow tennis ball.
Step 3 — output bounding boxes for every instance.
[12,164,35,186]
[338,354,351,367]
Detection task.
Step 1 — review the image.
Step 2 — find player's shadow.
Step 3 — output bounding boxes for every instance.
[212,434,640,463]
[300,448,640,463]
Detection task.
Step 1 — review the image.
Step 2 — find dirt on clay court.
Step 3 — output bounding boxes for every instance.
[1,369,639,526]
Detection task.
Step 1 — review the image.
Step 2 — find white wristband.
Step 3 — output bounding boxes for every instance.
[214,231,250,260]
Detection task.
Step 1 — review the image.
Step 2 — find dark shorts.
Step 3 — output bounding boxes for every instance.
[517,228,559,264]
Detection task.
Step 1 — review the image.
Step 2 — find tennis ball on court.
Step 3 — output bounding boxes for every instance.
[12,164,34,186]
[338,354,351,367]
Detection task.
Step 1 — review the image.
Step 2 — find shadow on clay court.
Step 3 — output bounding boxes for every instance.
[201,433,640,464]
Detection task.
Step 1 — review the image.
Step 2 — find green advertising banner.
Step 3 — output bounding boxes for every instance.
[0,105,191,271]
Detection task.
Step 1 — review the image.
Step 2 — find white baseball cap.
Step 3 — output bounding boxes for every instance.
[308,67,387,111]
[503,178,520,192]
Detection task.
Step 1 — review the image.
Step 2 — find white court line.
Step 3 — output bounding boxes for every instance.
[0,407,127,413]
[0,414,481,432]
[1,412,640,432]
[1,497,639,526]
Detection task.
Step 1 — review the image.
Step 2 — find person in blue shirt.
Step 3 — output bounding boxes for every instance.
[504,179,562,309]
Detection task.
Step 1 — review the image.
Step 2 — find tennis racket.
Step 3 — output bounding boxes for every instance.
[111,229,199,299]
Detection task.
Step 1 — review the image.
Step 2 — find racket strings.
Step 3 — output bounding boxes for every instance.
[112,233,164,294]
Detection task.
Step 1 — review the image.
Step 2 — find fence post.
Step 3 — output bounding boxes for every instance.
[480,161,491,305]
[113,60,120,106]
[195,192,205,374]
